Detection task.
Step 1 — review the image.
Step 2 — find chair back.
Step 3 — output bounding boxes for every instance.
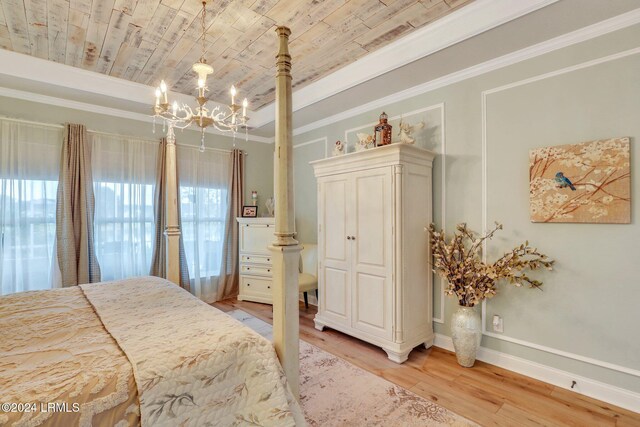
[300,243,318,276]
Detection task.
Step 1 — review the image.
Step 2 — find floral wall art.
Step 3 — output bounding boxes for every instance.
[529,137,631,223]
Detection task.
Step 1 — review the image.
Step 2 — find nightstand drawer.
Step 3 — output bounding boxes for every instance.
[239,224,274,254]
[240,276,272,294]
[241,254,271,265]
[241,264,272,276]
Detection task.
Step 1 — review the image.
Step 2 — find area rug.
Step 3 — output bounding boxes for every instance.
[228,310,476,427]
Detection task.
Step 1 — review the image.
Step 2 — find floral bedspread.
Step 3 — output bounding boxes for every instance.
[81,277,304,427]
[0,287,139,427]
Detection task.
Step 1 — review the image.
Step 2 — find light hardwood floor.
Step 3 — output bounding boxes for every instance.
[213,299,640,427]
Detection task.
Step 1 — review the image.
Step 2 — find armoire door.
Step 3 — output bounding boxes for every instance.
[350,167,393,340]
[318,175,352,326]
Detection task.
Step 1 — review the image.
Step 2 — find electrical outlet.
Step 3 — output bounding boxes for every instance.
[492,315,504,333]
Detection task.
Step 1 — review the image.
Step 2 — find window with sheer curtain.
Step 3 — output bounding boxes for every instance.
[91,133,158,281]
[177,146,230,302]
[0,120,63,295]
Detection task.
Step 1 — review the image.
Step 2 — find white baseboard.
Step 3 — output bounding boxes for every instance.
[433,334,640,413]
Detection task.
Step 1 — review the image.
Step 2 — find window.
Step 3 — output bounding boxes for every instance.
[177,145,230,302]
[0,179,58,294]
[180,185,227,278]
[0,120,62,295]
[91,134,158,281]
[93,181,155,281]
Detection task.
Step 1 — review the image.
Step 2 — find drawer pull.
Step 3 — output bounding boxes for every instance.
[247,257,250,260]
[247,283,251,286]
[267,269,270,272]
[267,258,270,262]
[267,286,271,289]
[247,267,251,270]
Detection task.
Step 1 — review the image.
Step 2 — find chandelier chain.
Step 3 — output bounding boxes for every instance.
[201,1,206,63]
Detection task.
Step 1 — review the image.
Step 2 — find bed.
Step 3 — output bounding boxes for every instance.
[0,276,303,426]
[1,24,301,427]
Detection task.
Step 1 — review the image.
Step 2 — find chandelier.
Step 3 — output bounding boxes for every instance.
[152,0,249,150]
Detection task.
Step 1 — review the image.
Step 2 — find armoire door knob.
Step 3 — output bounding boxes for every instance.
[347,236,352,240]
[351,236,356,240]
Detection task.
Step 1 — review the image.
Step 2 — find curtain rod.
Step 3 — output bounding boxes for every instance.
[0,116,247,155]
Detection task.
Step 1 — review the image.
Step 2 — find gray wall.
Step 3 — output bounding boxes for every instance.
[0,96,274,208]
[292,24,640,393]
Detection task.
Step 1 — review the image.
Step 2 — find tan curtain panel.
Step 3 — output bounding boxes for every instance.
[149,138,190,291]
[56,123,101,286]
[216,149,244,301]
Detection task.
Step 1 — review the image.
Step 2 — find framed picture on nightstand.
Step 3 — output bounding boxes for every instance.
[242,205,258,217]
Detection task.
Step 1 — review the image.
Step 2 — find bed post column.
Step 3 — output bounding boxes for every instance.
[164,125,181,285]
[269,25,301,400]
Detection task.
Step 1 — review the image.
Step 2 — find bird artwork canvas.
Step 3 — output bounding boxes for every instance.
[529,137,630,223]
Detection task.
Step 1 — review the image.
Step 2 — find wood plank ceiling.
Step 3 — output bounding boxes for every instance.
[0,0,474,109]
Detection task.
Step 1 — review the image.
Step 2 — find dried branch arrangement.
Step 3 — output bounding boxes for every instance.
[428,223,555,307]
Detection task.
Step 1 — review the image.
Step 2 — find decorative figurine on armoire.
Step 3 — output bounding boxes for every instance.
[374,112,393,146]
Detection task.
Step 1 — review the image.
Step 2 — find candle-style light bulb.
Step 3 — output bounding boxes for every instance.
[242,98,248,116]
[160,80,168,103]
[230,85,237,105]
[172,101,178,116]
[198,78,205,97]
[155,88,161,106]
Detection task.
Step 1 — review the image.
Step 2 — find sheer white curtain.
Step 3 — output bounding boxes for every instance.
[91,133,157,281]
[0,119,63,295]
[177,145,230,302]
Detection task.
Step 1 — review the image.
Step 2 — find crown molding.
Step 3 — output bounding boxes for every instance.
[2,4,638,144]
[0,0,556,131]
[249,0,559,127]
[0,86,273,143]
[0,49,257,117]
[0,0,568,137]
[292,7,640,137]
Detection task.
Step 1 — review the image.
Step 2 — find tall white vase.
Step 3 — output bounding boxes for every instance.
[450,305,482,367]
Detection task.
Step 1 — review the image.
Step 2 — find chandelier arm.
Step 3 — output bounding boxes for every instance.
[183,105,195,116]
[211,122,239,133]
[174,120,194,130]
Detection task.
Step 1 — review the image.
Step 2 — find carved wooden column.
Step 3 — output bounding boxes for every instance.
[269,25,301,399]
[164,124,180,285]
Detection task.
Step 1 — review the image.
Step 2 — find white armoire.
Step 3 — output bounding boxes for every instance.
[311,144,435,363]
